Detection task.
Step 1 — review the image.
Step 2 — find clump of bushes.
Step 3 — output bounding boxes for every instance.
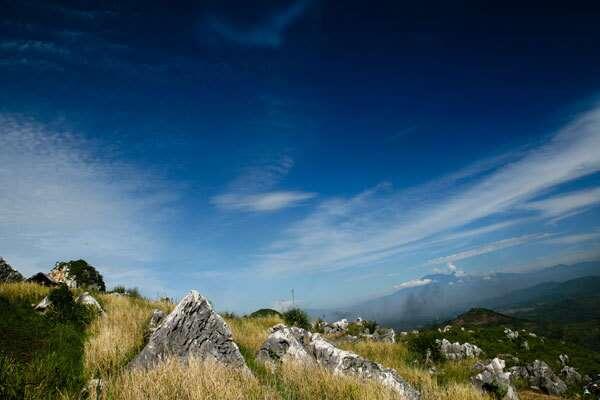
[406,330,442,362]
[282,308,311,330]
[46,284,97,326]
[249,308,282,318]
[54,259,106,291]
[111,285,143,299]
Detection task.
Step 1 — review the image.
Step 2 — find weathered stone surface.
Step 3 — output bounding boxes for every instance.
[323,318,349,334]
[436,338,482,360]
[75,292,103,313]
[504,328,519,340]
[129,290,249,372]
[34,295,52,311]
[27,272,59,286]
[147,309,167,336]
[471,358,519,400]
[509,360,567,396]
[560,366,581,385]
[257,324,420,399]
[372,327,396,343]
[0,257,23,283]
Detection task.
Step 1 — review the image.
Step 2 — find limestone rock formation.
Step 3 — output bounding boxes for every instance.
[147,309,167,337]
[257,324,420,399]
[436,338,482,360]
[129,290,249,372]
[509,360,567,396]
[471,358,519,400]
[75,292,103,313]
[0,257,23,283]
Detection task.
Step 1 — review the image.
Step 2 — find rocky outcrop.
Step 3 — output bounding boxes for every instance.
[323,318,349,334]
[0,257,23,283]
[257,324,420,399]
[27,272,59,286]
[129,290,248,373]
[436,338,482,360]
[471,358,519,400]
[371,327,395,343]
[504,328,519,340]
[75,292,103,313]
[147,309,167,337]
[584,374,600,396]
[509,360,567,396]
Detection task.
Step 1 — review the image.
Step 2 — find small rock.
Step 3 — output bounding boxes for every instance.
[34,295,52,311]
[504,328,519,340]
[558,353,569,367]
[75,292,103,313]
[560,366,581,385]
[471,357,519,400]
[436,338,482,360]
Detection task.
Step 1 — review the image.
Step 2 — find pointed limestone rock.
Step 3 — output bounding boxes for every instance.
[129,290,249,373]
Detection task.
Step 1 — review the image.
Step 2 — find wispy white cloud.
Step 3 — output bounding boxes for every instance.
[205,0,310,48]
[426,234,549,265]
[524,186,600,219]
[211,156,315,212]
[257,105,600,274]
[0,114,178,284]
[212,191,316,212]
[544,231,600,245]
[393,278,432,290]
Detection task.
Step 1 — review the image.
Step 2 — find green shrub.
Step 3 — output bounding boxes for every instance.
[222,311,238,319]
[46,284,96,326]
[249,308,282,318]
[55,259,106,291]
[282,308,311,330]
[362,320,378,334]
[111,285,127,294]
[406,330,443,362]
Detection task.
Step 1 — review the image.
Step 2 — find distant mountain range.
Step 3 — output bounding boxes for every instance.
[307,261,600,329]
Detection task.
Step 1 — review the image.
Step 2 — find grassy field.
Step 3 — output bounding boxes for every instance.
[0,282,578,399]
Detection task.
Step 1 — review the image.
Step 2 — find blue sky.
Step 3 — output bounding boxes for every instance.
[1,1,600,312]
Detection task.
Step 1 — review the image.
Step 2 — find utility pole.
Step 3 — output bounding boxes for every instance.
[291,288,295,307]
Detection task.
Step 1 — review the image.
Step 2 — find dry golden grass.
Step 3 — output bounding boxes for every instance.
[518,390,563,400]
[82,300,490,400]
[83,294,174,379]
[226,315,283,352]
[0,281,49,304]
[101,357,277,400]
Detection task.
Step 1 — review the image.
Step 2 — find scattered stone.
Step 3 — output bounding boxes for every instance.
[560,366,581,385]
[129,290,249,373]
[438,325,452,333]
[584,374,600,396]
[257,324,420,399]
[521,340,529,351]
[558,353,569,367]
[504,328,519,340]
[0,257,23,283]
[411,330,419,335]
[400,331,409,336]
[323,318,349,334]
[372,327,396,343]
[436,338,482,360]
[509,360,567,396]
[75,292,103,313]
[34,295,52,311]
[471,358,519,400]
[528,332,537,338]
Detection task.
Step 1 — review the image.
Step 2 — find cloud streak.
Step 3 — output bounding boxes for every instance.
[257,105,600,274]
[212,191,316,212]
[0,114,178,286]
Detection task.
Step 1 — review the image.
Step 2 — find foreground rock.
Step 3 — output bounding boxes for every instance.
[436,338,482,360]
[509,360,567,396]
[129,290,249,372]
[147,309,167,337]
[34,295,52,311]
[0,257,23,283]
[75,292,104,313]
[257,324,420,399]
[471,358,519,400]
